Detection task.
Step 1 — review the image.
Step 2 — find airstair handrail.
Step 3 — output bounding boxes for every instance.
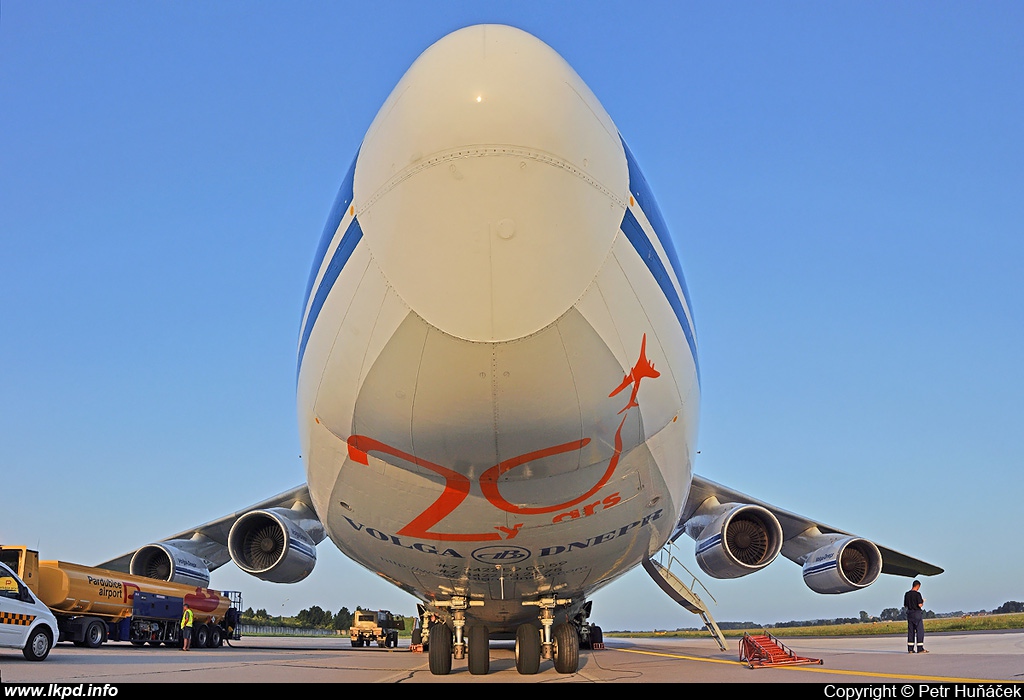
[656,541,719,607]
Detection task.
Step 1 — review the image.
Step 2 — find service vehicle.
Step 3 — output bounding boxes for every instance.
[0,546,241,649]
[0,560,59,661]
[350,609,403,647]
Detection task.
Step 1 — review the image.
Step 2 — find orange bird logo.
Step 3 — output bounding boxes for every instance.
[609,334,660,414]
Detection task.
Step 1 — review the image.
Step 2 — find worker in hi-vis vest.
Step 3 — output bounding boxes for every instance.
[180,603,194,651]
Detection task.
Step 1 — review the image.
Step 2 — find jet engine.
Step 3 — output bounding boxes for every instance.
[130,543,211,587]
[686,503,784,578]
[227,507,321,583]
[801,536,882,594]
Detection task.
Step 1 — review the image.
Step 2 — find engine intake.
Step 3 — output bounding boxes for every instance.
[130,543,211,587]
[228,508,319,583]
[687,503,784,579]
[802,537,882,594]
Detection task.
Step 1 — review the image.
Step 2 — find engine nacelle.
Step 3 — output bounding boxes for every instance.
[228,508,319,583]
[689,503,784,579]
[802,536,882,594]
[130,543,211,587]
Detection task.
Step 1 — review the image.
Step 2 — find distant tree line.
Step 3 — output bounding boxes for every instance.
[714,621,762,630]
[992,601,1023,614]
[645,601,1024,634]
[773,601,1024,628]
[241,605,415,633]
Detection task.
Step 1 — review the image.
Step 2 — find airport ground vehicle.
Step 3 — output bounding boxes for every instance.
[0,546,241,649]
[350,609,403,647]
[0,560,60,661]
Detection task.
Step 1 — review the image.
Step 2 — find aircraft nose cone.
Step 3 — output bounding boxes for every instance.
[354,24,629,342]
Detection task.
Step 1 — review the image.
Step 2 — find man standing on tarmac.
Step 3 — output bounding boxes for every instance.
[181,603,194,651]
[904,580,928,653]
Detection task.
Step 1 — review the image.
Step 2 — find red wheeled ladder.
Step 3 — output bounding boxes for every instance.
[739,632,823,669]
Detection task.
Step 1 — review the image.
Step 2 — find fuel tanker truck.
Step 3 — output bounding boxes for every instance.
[0,546,241,649]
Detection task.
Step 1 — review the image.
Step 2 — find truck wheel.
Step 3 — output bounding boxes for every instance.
[23,628,52,661]
[427,622,452,675]
[194,624,209,649]
[208,626,223,648]
[84,620,106,649]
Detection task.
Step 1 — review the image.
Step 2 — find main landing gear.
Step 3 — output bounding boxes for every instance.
[423,596,484,676]
[423,597,599,676]
[516,597,578,674]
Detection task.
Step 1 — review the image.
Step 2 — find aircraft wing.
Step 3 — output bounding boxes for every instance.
[675,474,943,578]
[97,484,324,579]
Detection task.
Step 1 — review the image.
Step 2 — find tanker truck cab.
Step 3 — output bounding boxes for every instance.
[0,561,58,661]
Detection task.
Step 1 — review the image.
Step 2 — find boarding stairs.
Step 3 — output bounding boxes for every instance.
[739,632,822,668]
[641,545,727,651]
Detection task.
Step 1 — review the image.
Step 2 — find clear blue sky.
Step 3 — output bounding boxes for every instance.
[2,1,1021,632]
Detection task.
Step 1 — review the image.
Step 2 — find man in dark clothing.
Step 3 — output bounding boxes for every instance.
[903,580,927,653]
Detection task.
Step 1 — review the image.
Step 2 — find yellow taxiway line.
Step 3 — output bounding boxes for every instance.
[612,647,1017,684]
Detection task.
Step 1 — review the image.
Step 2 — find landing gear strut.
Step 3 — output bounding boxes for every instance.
[518,597,580,674]
[424,596,484,676]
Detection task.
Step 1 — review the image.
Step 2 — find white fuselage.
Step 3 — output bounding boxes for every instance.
[295,25,700,630]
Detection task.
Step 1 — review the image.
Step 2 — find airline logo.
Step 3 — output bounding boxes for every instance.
[472,546,531,564]
[609,334,659,414]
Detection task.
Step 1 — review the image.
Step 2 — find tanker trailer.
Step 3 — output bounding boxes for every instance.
[0,546,242,649]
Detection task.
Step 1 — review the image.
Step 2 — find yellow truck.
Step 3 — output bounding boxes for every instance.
[350,609,403,647]
[0,546,242,649]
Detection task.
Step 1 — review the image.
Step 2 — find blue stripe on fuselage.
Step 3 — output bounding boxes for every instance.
[619,138,699,382]
[622,138,696,321]
[303,153,359,312]
[297,217,363,376]
[620,208,700,382]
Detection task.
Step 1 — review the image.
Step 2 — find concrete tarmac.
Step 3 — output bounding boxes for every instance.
[2,631,1022,684]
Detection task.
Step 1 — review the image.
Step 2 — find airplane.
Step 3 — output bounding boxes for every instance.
[97,24,942,676]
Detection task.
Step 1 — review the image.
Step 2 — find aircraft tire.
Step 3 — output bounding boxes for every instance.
[552,622,579,674]
[515,624,540,675]
[428,622,452,675]
[468,625,489,675]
